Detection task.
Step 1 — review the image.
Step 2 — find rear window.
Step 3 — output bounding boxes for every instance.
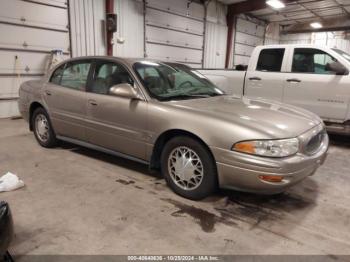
[256,48,285,72]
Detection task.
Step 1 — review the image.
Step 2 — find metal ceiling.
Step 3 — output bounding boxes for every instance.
[248,0,350,26]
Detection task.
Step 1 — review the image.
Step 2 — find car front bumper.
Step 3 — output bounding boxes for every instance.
[211,125,329,194]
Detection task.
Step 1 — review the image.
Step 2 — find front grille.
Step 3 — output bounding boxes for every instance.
[305,130,325,155]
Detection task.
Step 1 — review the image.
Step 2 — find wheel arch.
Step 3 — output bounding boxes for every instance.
[149,129,216,171]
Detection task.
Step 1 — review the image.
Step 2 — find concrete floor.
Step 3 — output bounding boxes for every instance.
[1,118,350,256]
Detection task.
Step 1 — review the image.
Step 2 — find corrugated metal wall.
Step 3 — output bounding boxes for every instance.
[233,15,266,66]
[0,0,70,118]
[114,0,144,58]
[281,32,350,53]
[203,0,227,68]
[69,0,106,57]
[316,32,350,53]
[280,33,312,44]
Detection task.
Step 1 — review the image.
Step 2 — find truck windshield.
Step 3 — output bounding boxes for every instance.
[133,61,225,101]
[332,48,350,62]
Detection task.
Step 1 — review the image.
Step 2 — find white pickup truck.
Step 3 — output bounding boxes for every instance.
[199,44,350,135]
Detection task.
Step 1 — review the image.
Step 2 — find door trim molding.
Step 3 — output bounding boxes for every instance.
[56,135,149,165]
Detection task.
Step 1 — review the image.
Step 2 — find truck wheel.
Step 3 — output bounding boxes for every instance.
[161,136,217,200]
[32,107,57,148]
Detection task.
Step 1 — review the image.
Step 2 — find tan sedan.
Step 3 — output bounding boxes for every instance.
[18,57,329,200]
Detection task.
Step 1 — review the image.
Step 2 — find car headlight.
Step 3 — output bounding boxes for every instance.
[232,138,299,157]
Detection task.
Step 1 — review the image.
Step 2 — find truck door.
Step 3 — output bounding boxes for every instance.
[245,47,287,101]
[283,48,349,121]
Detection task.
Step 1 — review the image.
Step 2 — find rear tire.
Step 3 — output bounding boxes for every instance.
[32,107,57,148]
[161,136,217,200]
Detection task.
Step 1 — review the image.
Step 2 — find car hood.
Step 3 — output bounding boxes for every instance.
[168,95,322,138]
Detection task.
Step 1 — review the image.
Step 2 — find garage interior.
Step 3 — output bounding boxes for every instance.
[1,0,350,259]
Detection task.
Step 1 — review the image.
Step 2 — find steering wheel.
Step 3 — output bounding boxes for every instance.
[179,81,193,88]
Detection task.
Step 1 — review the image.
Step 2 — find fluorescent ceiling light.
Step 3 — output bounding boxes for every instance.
[266,0,285,9]
[310,22,323,29]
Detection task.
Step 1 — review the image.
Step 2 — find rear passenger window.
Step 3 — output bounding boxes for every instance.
[256,48,285,72]
[60,62,91,90]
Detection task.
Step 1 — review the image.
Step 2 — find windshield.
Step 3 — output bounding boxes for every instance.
[332,48,350,63]
[133,61,225,101]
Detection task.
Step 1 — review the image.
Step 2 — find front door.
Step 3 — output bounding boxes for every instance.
[44,60,92,140]
[85,60,148,160]
[283,48,349,121]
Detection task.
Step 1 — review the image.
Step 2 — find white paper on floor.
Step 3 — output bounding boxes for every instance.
[0,172,25,192]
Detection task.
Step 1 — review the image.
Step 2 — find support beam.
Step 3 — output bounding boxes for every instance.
[225,16,235,68]
[225,0,295,68]
[106,0,114,56]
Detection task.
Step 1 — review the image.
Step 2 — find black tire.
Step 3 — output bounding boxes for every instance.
[32,107,58,148]
[3,251,14,262]
[161,136,218,200]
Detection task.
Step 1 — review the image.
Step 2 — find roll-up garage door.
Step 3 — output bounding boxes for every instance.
[145,0,205,68]
[233,16,265,66]
[0,0,70,118]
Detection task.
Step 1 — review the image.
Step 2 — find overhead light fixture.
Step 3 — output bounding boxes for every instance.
[310,22,323,29]
[266,0,285,9]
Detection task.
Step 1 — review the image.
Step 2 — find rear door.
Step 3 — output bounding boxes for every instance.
[85,59,148,160]
[44,60,92,140]
[283,48,349,121]
[245,47,288,101]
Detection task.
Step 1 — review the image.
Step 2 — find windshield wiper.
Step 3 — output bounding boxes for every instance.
[161,94,210,101]
[190,93,225,97]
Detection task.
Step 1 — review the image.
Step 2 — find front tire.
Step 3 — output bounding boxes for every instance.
[32,107,57,148]
[161,136,217,200]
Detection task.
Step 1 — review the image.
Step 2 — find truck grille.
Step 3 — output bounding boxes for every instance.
[305,130,325,155]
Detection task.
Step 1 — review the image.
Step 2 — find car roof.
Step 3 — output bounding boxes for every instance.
[62,56,169,67]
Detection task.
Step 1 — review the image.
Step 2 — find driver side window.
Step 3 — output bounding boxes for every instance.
[292,48,337,74]
[90,61,134,95]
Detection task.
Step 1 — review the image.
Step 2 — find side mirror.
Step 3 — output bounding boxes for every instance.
[326,61,349,75]
[109,83,141,100]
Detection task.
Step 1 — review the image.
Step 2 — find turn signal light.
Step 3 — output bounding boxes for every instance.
[258,175,283,183]
[233,142,255,154]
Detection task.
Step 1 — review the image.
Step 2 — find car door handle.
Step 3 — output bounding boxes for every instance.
[249,77,261,81]
[286,78,301,83]
[88,99,98,106]
[45,90,52,96]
